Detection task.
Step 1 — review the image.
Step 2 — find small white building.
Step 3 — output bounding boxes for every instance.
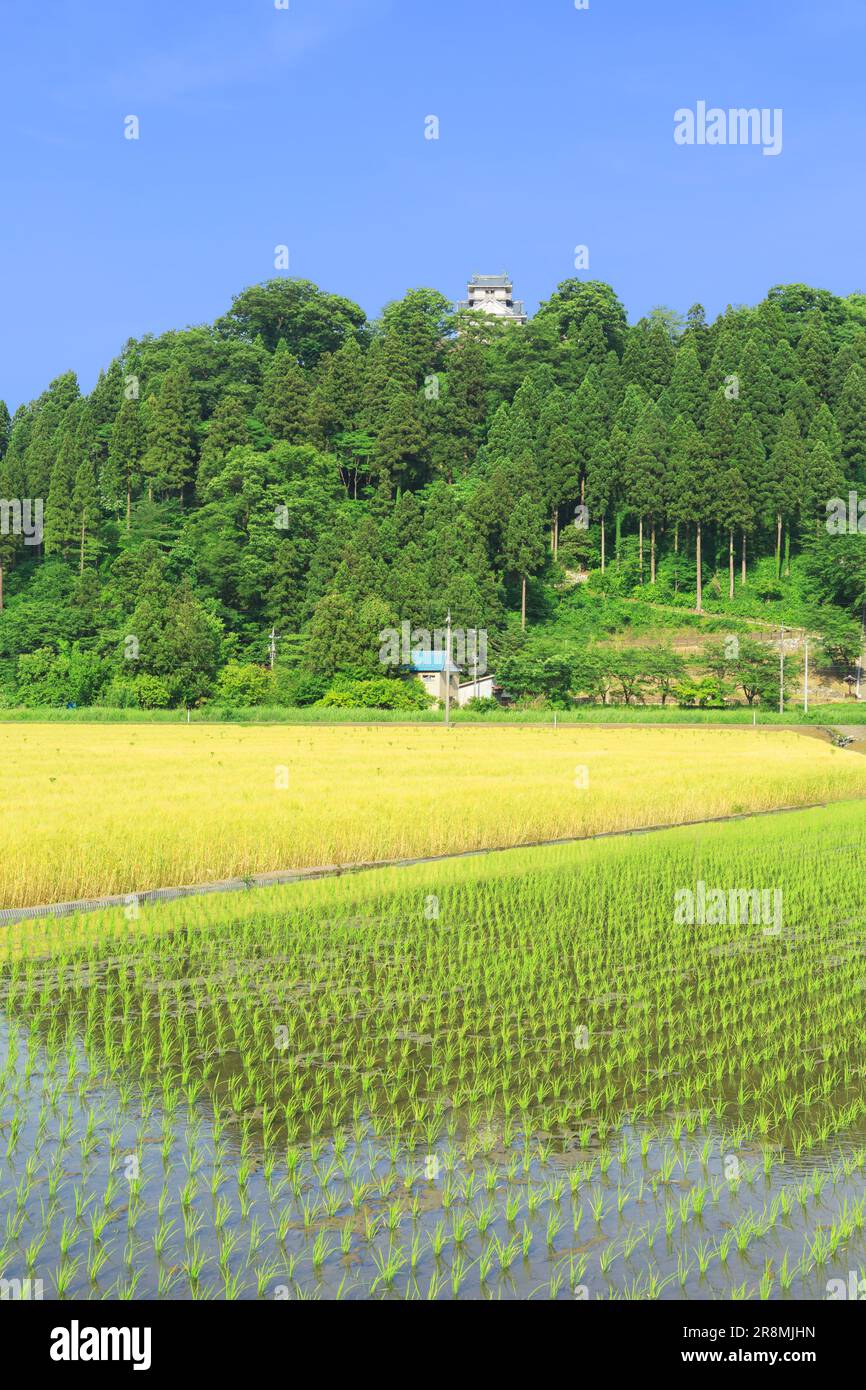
[456,273,527,325]
[457,675,496,706]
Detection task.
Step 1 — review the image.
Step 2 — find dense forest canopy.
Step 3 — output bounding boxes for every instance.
[2,275,866,709]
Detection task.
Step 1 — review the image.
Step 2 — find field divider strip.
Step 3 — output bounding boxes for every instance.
[2,795,861,927]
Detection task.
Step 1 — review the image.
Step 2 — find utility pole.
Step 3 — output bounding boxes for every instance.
[445,610,452,729]
[779,624,785,715]
[804,638,809,715]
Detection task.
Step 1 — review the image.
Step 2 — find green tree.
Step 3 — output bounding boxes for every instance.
[771,339,800,409]
[801,439,845,536]
[786,376,817,435]
[738,338,781,452]
[216,278,366,364]
[375,391,429,490]
[668,341,706,429]
[730,636,781,706]
[834,365,866,481]
[715,463,752,598]
[608,648,652,705]
[806,402,843,468]
[260,345,311,445]
[730,411,764,585]
[197,396,250,494]
[306,335,365,449]
[584,439,617,571]
[626,402,667,582]
[104,397,145,527]
[573,311,608,374]
[796,312,834,400]
[503,495,547,629]
[643,320,676,395]
[764,411,805,577]
[306,591,365,679]
[43,426,79,557]
[668,417,714,611]
[534,280,628,354]
[130,583,224,704]
[0,450,20,610]
[380,288,452,385]
[830,341,865,404]
[72,454,101,572]
[214,660,273,707]
[142,368,197,500]
[644,646,685,705]
[538,388,578,554]
[681,303,712,368]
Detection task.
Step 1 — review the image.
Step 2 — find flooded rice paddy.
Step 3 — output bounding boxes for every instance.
[2,1007,865,1301]
[2,799,866,1300]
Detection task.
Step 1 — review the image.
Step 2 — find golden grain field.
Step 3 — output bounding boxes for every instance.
[1,723,864,908]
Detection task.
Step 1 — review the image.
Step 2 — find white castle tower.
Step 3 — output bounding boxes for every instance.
[456,273,527,325]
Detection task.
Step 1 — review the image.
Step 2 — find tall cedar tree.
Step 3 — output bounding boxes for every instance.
[104,397,145,527]
[668,417,715,611]
[261,346,311,444]
[835,365,866,481]
[584,438,617,570]
[765,412,805,576]
[731,411,764,584]
[72,454,101,572]
[504,495,548,630]
[197,397,250,495]
[626,402,667,582]
[44,425,79,557]
[143,368,197,501]
[538,388,579,553]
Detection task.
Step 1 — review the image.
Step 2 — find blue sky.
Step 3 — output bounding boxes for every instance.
[2,0,865,409]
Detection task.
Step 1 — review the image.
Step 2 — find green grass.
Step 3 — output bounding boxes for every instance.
[1,702,864,724]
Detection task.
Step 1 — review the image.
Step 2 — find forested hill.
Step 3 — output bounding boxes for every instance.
[2,277,866,710]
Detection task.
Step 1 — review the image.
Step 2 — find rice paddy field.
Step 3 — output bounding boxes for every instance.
[2,723,866,908]
[2,796,866,1301]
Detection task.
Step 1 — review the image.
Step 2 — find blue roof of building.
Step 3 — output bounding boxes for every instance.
[409,651,459,673]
